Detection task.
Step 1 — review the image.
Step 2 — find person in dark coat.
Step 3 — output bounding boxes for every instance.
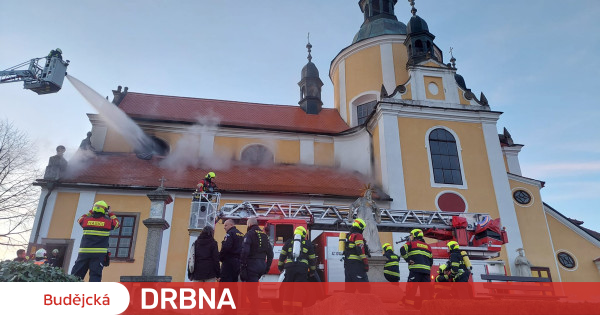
[220,219,244,282]
[189,226,220,282]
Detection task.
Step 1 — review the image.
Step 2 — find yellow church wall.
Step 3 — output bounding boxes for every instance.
[47,192,80,239]
[457,88,470,105]
[103,128,133,153]
[372,124,382,186]
[164,197,192,282]
[510,180,560,279]
[392,43,409,87]
[93,194,151,282]
[276,140,300,164]
[214,136,299,164]
[424,76,446,101]
[333,68,340,112]
[397,117,500,219]
[344,45,382,120]
[402,83,412,100]
[546,215,600,282]
[423,61,442,68]
[314,142,335,167]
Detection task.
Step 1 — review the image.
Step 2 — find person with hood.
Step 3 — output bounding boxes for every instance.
[189,225,220,282]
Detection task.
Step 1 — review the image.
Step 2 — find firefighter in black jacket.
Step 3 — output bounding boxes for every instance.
[382,242,400,282]
[343,218,369,282]
[446,241,471,282]
[278,226,316,281]
[71,201,119,282]
[240,217,274,282]
[220,219,244,282]
[400,229,433,307]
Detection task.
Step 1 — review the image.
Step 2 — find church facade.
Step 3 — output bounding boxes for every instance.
[30,0,600,282]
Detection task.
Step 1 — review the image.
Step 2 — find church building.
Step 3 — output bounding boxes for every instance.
[30,0,600,282]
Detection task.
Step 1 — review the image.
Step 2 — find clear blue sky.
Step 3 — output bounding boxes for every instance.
[1,0,599,234]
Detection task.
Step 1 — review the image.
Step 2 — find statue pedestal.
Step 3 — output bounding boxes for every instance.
[367,255,389,282]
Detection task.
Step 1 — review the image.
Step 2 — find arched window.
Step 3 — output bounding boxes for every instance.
[429,128,462,185]
[415,40,424,53]
[150,136,170,156]
[241,144,274,165]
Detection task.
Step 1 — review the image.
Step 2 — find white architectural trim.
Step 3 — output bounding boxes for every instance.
[349,91,379,127]
[199,129,215,158]
[424,126,468,190]
[542,207,562,282]
[507,173,544,188]
[377,113,407,209]
[502,145,524,176]
[29,189,59,244]
[544,204,600,248]
[510,186,535,208]
[158,200,174,276]
[482,122,523,274]
[68,191,97,272]
[555,249,579,272]
[380,43,396,94]
[405,65,461,104]
[434,190,468,212]
[339,60,347,123]
[300,138,315,165]
[30,188,50,243]
[379,102,500,124]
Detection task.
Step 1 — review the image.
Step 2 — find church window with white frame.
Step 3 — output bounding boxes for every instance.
[429,128,463,185]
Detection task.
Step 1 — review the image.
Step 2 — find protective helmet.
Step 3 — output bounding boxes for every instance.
[352,218,366,231]
[206,172,216,179]
[52,249,59,255]
[294,226,307,238]
[438,264,447,274]
[382,242,392,252]
[411,229,424,238]
[56,48,62,54]
[93,200,108,214]
[447,241,459,251]
[35,249,47,259]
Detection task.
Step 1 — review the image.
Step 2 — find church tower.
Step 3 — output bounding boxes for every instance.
[298,39,323,114]
[404,0,439,65]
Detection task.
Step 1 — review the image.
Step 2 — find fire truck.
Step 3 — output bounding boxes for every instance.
[188,196,509,284]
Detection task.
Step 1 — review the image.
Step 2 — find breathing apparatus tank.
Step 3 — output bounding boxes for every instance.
[460,250,472,270]
[338,232,347,251]
[292,233,302,261]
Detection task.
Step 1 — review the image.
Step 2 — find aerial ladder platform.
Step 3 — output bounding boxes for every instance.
[1,52,69,94]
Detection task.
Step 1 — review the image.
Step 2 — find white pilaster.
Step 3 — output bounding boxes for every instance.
[300,139,315,165]
[158,200,175,276]
[380,43,396,94]
[502,145,523,176]
[199,129,215,158]
[378,114,407,209]
[482,122,523,274]
[30,188,49,243]
[30,188,58,244]
[339,60,348,124]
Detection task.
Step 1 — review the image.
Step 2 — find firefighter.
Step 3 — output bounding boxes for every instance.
[33,249,47,265]
[279,226,316,312]
[194,172,218,201]
[220,219,244,282]
[382,243,400,282]
[400,229,433,307]
[278,226,316,281]
[446,241,471,282]
[71,200,120,282]
[47,249,61,267]
[343,218,369,282]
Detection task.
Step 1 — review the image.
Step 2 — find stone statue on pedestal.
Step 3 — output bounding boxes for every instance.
[349,184,382,256]
[43,145,68,180]
[79,131,96,152]
[514,247,533,277]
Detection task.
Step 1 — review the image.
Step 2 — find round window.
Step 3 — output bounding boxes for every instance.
[513,190,532,205]
[428,82,439,95]
[557,252,576,269]
[437,192,466,212]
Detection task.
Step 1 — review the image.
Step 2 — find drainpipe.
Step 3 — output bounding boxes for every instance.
[33,181,56,244]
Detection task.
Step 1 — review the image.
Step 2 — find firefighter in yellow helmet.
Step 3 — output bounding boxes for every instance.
[435,264,450,282]
[446,241,471,282]
[279,226,316,312]
[382,243,400,282]
[71,200,119,282]
[343,218,369,282]
[400,229,433,306]
[194,172,218,201]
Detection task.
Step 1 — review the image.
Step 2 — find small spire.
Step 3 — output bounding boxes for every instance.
[158,176,167,188]
[449,47,456,68]
[409,0,417,16]
[306,33,312,62]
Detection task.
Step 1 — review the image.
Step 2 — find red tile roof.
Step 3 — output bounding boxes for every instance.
[53,154,379,199]
[117,93,349,134]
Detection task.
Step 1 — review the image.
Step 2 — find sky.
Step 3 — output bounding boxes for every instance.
[0,0,599,239]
